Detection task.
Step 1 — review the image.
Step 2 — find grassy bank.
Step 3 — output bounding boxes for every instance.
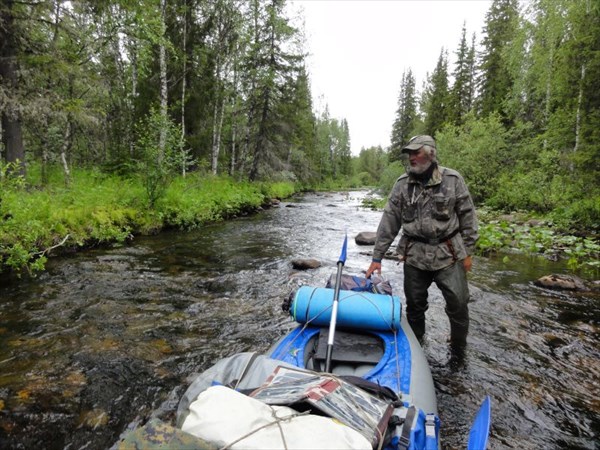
[361,196,599,279]
[0,168,296,276]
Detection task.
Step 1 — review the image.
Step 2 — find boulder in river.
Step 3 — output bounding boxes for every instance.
[291,258,321,270]
[534,274,589,291]
[355,231,377,246]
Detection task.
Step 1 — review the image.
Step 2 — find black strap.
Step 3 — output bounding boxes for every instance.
[397,406,416,450]
[404,228,459,245]
[339,375,399,403]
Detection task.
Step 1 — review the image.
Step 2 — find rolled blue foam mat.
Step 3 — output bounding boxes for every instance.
[291,286,402,331]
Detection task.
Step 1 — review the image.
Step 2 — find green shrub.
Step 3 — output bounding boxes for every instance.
[135,109,187,208]
[549,196,600,231]
[261,181,296,200]
[436,114,510,203]
[378,161,404,194]
[487,169,553,212]
[156,175,275,229]
[352,172,374,187]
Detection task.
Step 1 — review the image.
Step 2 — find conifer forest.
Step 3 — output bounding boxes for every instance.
[0,0,599,274]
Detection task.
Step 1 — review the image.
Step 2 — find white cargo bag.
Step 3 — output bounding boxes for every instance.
[181,385,371,449]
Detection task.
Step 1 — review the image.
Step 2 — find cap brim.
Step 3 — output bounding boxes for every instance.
[401,144,422,152]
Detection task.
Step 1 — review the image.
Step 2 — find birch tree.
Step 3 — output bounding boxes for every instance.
[158,0,168,158]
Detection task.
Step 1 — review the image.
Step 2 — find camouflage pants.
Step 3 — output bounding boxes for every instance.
[403,261,470,346]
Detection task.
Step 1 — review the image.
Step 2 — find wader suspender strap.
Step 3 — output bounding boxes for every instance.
[445,237,458,263]
[404,239,411,262]
[397,406,416,450]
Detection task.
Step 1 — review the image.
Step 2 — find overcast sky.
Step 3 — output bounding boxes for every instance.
[288,0,493,154]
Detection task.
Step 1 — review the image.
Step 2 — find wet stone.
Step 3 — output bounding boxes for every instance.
[535,274,589,291]
[291,258,321,270]
[355,231,377,245]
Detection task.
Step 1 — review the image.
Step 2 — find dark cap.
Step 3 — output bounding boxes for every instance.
[401,135,436,153]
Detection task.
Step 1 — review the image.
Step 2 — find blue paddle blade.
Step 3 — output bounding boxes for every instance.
[338,234,348,265]
[467,396,492,450]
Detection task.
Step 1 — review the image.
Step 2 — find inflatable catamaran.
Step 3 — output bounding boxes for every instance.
[119,237,491,449]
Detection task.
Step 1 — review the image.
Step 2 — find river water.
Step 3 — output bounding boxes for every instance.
[0,191,597,449]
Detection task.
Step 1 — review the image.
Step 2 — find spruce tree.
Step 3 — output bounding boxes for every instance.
[423,49,450,136]
[389,69,418,161]
[477,0,520,120]
[0,0,47,176]
[278,65,317,184]
[449,24,476,126]
[338,118,352,177]
[246,0,303,181]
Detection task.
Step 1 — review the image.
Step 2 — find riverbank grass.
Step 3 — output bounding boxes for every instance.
[0,168,296,275]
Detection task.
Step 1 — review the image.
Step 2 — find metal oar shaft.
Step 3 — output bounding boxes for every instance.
[325,260,344,373]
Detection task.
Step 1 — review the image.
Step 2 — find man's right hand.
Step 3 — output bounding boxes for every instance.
[365,261,382,278]
[463,255,473,272]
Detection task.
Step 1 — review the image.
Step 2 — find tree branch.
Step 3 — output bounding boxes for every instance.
[36,234,70,257]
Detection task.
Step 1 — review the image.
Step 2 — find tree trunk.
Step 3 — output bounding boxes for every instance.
[229,52,239,177]
[60,119,72,187]
[128,35,138,158]
[329,136,336,178]
[158,0,168,159]
[180,0,188,176]
[41,116,49,185]
[42,145,49,186]
[1,116,25,176]
[249,90,270,181]
[573,63,585,158]
[238,124,251,180]
[229,97,238,177]
[543,47,553,151]
[211,101,219,174]
[0,0,26,176]
[211,95,225,176]
[211,56,223,175]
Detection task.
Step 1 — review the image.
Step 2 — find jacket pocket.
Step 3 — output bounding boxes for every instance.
[402,202,417,223]
[433,194,454,220]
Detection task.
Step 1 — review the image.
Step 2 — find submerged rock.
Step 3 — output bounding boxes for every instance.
[291,259,321,270]
[534,274,589,291]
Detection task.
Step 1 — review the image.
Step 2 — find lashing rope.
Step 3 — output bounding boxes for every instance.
[219,408,310,450]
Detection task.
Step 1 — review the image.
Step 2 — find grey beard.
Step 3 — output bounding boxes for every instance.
[408,160,433,175]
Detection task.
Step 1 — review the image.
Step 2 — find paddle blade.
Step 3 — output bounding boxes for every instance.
[467,396,492,450]
[338,233,348,265]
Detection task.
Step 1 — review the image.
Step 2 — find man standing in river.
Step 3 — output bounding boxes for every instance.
[365,135,479,352]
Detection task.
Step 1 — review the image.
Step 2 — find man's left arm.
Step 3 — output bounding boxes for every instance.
[454,176,479,271]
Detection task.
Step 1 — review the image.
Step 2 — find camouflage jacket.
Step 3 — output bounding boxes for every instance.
[372,165,479,271]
